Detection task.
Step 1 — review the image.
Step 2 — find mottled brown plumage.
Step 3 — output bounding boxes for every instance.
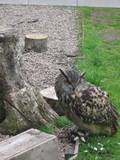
[55,67,119,135]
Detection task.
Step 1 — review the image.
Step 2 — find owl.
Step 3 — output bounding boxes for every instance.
[55,67,119,135]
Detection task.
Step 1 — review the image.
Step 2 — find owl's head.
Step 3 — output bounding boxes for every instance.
[59,67,85,90]
[55,66,85,100]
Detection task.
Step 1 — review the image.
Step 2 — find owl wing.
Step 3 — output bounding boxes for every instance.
[72,86,118,126]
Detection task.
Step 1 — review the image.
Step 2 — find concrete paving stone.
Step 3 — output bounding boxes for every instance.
[0,128,58,160]
[78,0,120,8]
[28,0,76,6]
[0,0,120,8]
[0,0,28,4]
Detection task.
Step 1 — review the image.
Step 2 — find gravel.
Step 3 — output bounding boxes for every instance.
[0,5,78,89]
[0,5,78,158]
[0,133,10,142]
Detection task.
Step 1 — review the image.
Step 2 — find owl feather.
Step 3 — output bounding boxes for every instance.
[55,67,119,135]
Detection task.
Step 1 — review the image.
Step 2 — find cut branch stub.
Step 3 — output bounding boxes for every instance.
[40,86,64,116]
[25,33,48,53]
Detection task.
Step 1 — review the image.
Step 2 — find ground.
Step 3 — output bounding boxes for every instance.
[0,5,77,160]
[76,7,120,110]
[0,5,77,89]
[76,7,120,160]
[40,7,120,160]
[0,4,120,160]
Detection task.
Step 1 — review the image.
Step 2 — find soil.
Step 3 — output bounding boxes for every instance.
[0,5,78,159]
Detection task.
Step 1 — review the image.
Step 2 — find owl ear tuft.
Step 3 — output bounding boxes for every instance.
[59,69,75,88]
[59,69,68,79]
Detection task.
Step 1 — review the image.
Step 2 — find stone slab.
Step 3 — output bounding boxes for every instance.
[0,0,120,8]
[28,0,76,6]
[28,0,120,7]
[0,0,27,4]
[78,0,120,8]
[0,128,58,160]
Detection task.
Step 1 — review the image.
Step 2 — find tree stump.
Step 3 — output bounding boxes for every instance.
[25,33,48,52]
[0,29,58,135]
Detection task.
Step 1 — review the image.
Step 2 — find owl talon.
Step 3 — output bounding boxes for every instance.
[64,126,87,143]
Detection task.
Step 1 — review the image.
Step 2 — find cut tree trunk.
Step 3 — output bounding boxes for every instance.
[25,33,48,52]
[0,29,58,135]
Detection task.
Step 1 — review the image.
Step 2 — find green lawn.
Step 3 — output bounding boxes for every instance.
[39,7,120,160]
[75,7,120,160]
[40,116,73,134]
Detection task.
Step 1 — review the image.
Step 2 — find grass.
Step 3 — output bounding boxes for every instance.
[39,7,120,160]
[75,7,120,160]
[39,116,73,134]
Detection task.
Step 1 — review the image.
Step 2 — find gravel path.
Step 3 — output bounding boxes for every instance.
[0,5,78,89]
[0,6,78,158]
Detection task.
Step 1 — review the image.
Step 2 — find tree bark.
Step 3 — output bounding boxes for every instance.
[25,33,48,53]
[0,29,58,135]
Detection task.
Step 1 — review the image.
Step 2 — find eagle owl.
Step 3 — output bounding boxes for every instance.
[55,67,119,136]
